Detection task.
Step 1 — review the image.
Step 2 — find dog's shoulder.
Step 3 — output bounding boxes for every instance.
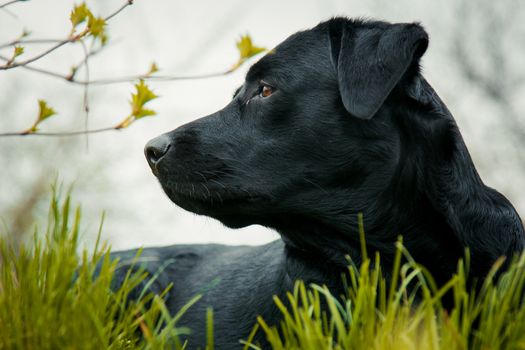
[109,240,286,298]
[110,243,239,281]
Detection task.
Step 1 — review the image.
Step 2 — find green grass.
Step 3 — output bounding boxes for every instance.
[2,189,525,350]
[0,189,213,350]
[247,230,525,350]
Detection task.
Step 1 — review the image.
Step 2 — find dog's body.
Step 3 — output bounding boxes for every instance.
[114,240,341,348]
[112,18,525,349]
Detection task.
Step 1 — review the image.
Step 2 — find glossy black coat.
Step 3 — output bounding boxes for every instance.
[115,18,525,349]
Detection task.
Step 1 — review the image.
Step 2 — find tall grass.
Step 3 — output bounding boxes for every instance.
[2,189,525,349]
[0,189,213,350]
[247,231,525,350]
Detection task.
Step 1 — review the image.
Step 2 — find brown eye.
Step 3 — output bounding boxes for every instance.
[260,85,273,98]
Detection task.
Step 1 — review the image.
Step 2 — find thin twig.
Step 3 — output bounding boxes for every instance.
[0,0,252,139]
[0,53,233,84]
[86,70,232,84]
[79,40,91,149]
[0,38,64,49]
[0,0,25,9]
[0,35,79,70]
[105,0,133,21]
[71,46,103,78]
[0,126,120,137]
[0,0,133,70]
[0,55,70,79]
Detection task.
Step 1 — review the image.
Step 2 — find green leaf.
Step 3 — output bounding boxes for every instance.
[26,100,56,133]
[21,28,31,38]
[148,62,159,75]
[37,99,56,122]
[99,33,109,45]
[13,46,24,58]
[87,15,107,44]
[134,109,156,119]
[117,81,158,129]
[70,3,92,28]
[6,45,25,65]
[237,34,266,60]
[130,80,158,119]
[231,34,266,70]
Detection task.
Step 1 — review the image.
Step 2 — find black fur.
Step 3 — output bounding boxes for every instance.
[113,18,525,349]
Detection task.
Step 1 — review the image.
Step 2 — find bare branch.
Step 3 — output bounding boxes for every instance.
[0,53,234,84]
[0,39,63,49]
[86,70,232,84]
[105,0,133,21]
[70,46,104,79]
[0,0,262,139]
[0,55,72,79]
[0,0,133,70]
[79,40,91,149]
[0,126,120,137]
[0,0,26,10]
[0,38,76,70]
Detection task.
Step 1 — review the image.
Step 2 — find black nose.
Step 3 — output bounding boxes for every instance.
[145,134,171,168]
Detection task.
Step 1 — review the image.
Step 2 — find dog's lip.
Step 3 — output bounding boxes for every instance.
[171,188,260,203]
[150,164,160,176]
[163,184,267,207]
[148,159,165,177]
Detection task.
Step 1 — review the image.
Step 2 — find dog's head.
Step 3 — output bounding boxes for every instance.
[144,18,523,275]
[145,18,428,227]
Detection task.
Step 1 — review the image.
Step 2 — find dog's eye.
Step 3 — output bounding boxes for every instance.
[259,84,273,98]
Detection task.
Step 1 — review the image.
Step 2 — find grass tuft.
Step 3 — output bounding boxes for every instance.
[0,187,212,350]
[246,237,525,350]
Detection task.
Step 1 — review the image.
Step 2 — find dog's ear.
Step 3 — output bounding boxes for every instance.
[329,20,429,120]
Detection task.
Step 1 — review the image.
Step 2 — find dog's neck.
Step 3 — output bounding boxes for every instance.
[271,76,523,282]
[274,195,441,268]
[271,78,468,275]
[282,242,348,292]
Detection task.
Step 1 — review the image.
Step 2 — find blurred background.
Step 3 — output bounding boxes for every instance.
[1,0,524,251]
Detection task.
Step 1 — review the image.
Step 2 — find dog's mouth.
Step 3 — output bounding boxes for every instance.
[156,173,268,217]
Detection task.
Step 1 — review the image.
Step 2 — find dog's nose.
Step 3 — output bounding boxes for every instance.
[145,134,171,168]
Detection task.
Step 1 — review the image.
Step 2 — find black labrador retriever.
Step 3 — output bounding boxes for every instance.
[112,17,525,349]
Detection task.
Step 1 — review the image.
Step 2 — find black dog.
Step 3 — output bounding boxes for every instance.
[112,18,525,349]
